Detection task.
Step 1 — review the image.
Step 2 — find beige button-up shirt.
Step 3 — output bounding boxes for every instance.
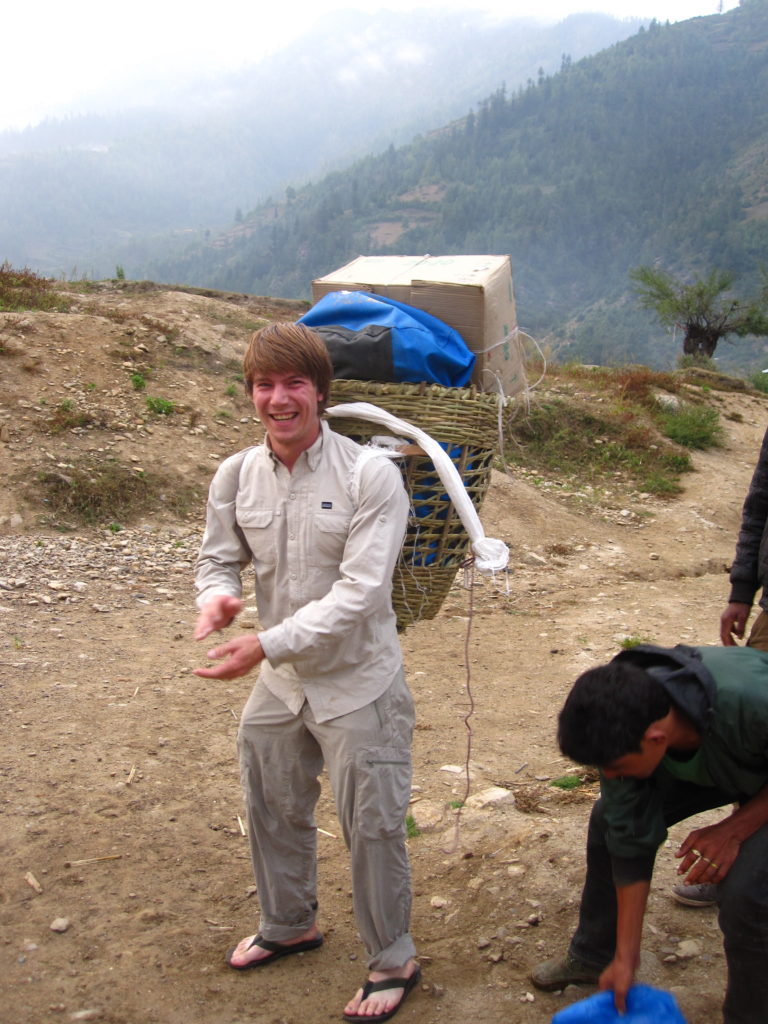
[195,422,408,722]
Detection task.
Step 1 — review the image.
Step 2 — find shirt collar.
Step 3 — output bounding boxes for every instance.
[265,420,327,471]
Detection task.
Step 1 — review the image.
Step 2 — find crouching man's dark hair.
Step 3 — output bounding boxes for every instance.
[557,660,672,767]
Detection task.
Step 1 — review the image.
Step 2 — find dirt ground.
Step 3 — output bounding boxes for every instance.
[2,283,767,1024]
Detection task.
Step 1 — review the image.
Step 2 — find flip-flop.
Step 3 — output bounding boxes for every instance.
[342,966,421,1023]
[225,932,323,971]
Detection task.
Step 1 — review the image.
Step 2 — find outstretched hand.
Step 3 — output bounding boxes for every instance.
[194,595,244,641]
[193,633,265,680]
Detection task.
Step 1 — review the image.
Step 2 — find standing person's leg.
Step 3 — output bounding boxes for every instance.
[718,821,768,1024]
[227,680,325,968]
[314,668,420,1020]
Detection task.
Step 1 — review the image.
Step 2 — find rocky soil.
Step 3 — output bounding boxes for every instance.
[1,282,767,1024]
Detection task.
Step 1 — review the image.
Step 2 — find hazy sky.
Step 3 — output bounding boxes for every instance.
[1,0,739,132]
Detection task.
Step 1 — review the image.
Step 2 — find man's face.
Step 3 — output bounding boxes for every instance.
[602,735,667,780]
[251,370,323,460]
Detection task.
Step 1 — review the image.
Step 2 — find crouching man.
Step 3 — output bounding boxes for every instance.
[531,643,768,1024]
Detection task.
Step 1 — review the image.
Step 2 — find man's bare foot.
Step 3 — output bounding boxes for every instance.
[343,959,420,1021]
[226,926,322,970]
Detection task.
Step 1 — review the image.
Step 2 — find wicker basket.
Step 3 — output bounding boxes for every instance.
[327,380,501,630]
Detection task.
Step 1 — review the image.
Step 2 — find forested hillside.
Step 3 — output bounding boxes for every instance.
[0,10,639,279]
[145,0,768,372]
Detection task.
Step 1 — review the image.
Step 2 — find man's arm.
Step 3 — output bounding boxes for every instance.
[599,879,650,1014]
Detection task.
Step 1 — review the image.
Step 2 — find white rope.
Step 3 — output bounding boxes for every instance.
[325,401,510,573]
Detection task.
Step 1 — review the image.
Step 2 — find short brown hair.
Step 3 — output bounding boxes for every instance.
[243,322,333,411]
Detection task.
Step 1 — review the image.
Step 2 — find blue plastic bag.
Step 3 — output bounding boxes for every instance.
[551,984,688,1024]
[299,290,475,387]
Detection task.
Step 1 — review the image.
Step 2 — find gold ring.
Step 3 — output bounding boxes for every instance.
[701,856,713,865]
[691,848,702,858]
[710,861,719,870]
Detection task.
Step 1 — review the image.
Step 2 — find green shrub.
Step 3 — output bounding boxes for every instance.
[656,402,723,449]
[146,395,175,416]
[749,370,768,394]
[130,372,147,391]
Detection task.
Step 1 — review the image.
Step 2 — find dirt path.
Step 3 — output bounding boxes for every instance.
[2,287,767,1024]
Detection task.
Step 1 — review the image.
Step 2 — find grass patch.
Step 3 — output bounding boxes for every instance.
[45,400,106,433]
[504,362,733,496]
[550,775,584,790]
[506,396,691,496]
[405,813,420,838]
[619,635,652,649]
[146,395,175,416]
[0,262,70,312]
[655,402,723,449]
[32,458,200,526]
[749,371,768,395]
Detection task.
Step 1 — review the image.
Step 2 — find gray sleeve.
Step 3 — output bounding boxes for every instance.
[194,451,253,609]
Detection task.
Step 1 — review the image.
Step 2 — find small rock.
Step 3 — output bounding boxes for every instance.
[430,896,448,909]
[50,917,71,933]
[676,938,702,959]
[464,786,514,809]
[521,550,547,566]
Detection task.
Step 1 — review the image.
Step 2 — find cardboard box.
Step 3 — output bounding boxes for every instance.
[311,254,526,397]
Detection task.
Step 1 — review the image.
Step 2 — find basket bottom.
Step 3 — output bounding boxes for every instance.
[392,561,467,630]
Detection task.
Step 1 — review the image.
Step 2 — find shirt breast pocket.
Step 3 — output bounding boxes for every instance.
[236,507,278,564]
[310,512,351,567]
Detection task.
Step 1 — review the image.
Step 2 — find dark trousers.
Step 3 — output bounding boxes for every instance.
[568,784,768,1024]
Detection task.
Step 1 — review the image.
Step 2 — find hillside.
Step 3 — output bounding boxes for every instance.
[3,283,768,1023]
[0,10,641,280]
[148,0,768,374]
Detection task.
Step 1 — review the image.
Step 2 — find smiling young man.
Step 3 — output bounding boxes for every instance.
[531,643,768,1024]
[193,323,420,1023]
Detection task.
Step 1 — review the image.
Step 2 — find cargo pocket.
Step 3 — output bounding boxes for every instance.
[236,508,277,563]
[354,746,412,841]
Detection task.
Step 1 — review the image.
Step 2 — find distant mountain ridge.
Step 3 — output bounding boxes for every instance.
[0,10,642,277]
[143,0,768,372]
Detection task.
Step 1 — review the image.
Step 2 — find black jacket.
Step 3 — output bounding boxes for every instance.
[729,425,768,610]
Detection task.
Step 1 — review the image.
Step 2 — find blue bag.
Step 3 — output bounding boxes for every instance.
[551,984,688,1024]
[299,290,475,387]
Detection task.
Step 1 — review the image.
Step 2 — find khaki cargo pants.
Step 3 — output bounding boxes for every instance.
[237,667,416,971]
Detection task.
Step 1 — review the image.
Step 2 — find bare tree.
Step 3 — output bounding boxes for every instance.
[630,266,768,359]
